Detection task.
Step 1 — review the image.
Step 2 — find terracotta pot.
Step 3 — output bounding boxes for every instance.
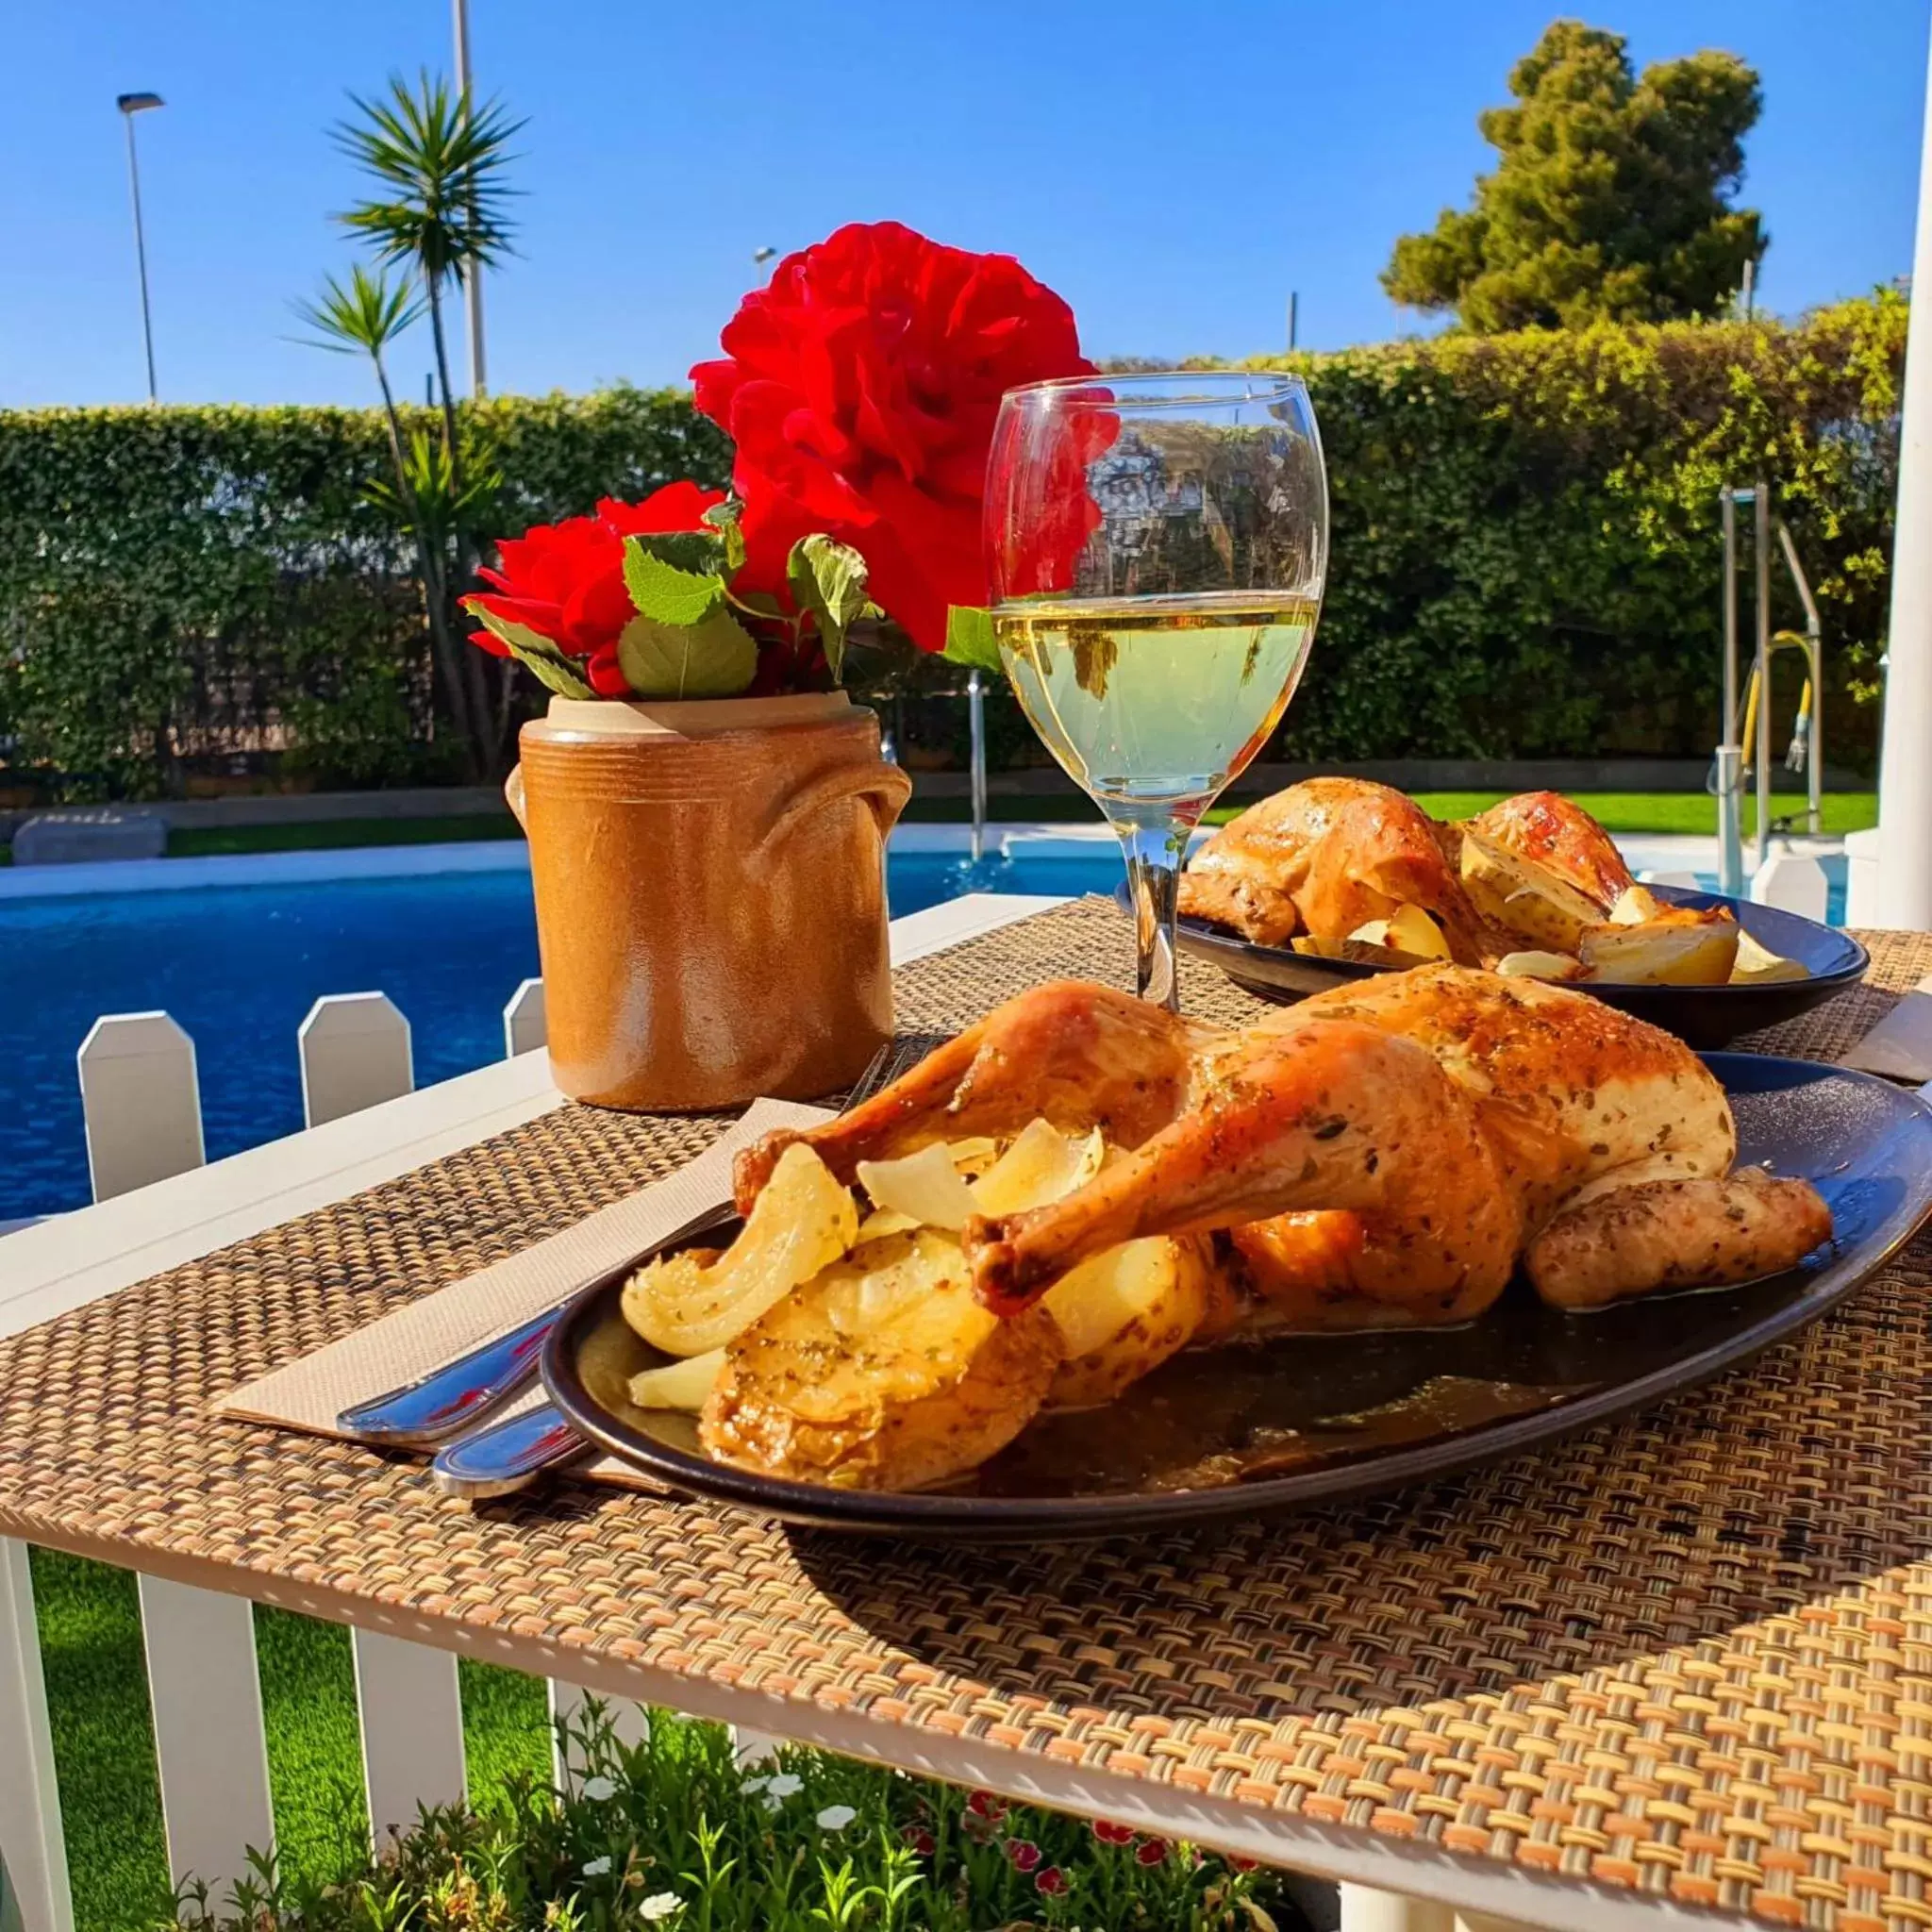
[506,691,911,1111]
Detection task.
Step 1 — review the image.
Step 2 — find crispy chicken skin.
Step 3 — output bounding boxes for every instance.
[1466,791,1635,910]
[1177,778,1496,962]
[739,970,1830,1327]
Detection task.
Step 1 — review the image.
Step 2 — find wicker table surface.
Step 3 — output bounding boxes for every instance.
[4,898,1932,1932]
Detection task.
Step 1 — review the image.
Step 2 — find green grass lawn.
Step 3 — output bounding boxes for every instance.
[30,1550,551,1931]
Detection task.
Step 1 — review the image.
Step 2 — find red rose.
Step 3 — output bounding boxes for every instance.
[1035,1867,1069,1896]
[898,1824,936,1858]
[465,482,729,694]
[691,221,1094,654]
[1091,1820,1136,1846]
[966,1790,1008,1821]
[1005,1839,1042,1873]
[1135,1837,1171,1867]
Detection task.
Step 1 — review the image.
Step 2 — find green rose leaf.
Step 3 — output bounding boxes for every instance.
[702,497,749,575]
[623,532,729,617]
[942,605,1002,675]
[786,534,870,682]
[614,607,759,699]
[465,605,599,700]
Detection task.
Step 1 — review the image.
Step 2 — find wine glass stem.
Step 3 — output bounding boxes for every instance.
[1115,812,1190,1009]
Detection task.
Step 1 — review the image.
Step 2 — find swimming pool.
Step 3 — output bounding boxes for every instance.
[0,836,1849,1222]
[0,846,1117,1221]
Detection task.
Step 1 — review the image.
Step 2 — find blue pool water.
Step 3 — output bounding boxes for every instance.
[0,849,1115,1221]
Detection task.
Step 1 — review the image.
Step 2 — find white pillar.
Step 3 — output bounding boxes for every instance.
[1875,18,1932,930]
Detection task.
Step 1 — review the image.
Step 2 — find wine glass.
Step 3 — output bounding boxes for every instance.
[983,372,1327,1007]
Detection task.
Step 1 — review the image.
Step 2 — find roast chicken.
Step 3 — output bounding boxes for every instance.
[1176,778,1637,956]
[738,970,1831,1328]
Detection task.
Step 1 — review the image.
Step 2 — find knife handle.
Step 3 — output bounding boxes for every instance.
[429,1403,591,1500]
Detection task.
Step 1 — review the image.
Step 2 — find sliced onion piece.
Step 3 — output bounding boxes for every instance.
[856,1142,979,1230]
[628,1347,725,1411]
[971,1118,1106,1217]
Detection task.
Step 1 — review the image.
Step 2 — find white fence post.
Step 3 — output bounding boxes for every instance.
[504,979,547,1058]
[299,994,413,1128]
[137,1575,275,1900]
[1751,850,1831,924]
[293,995,473,1841]
[548,1680,649,1789]
[353,1633,467,1846]
[1339,1890,1456,1932]
[0,1541,70,1932]
[77,1013,203,1201]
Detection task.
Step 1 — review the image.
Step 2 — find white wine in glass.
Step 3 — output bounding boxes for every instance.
[984,375,1327,1007]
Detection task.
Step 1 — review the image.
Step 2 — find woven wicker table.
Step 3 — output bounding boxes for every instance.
[5,895,1932,1932]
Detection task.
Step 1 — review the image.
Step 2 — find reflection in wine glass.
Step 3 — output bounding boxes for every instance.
[984,373,1328,1007]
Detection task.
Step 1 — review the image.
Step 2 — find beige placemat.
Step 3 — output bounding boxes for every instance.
[217,1095,832,1487]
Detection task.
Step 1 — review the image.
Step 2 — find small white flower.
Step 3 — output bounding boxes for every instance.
[639,1892,682,1923]
[761,1793,782,1814]
[580,1775,616,1803]
[580,1856,612,1878]
[816,1804,858,1832]
[739,1774,769,1794]
[766,1772,803,1798]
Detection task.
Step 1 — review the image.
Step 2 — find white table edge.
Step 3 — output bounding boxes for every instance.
[0,893,1069,1339]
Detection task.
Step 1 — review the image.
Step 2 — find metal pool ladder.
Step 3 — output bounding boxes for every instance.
[1715,482,1826,895]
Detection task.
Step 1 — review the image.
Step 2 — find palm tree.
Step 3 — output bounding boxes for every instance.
[328,72,524,775]
[292,264,484,766]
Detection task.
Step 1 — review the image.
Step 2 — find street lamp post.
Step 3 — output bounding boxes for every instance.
[116,91,163,402]
[452,0,486,396]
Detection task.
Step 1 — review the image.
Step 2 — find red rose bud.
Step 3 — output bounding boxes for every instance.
[967,1790,1007,1821]
[1005,1840,1042,1873]
[899,1824,936,1857]
[1230,1855,1260,1873]
[1035,1867,1069,1896]
[1091,1821,1136,1845]
[691,221,1092,655]
[1136,1837,1171,1867]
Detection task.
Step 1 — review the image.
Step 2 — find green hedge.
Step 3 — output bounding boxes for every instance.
[0,301,1903,799]
[0,388,730,799]
[1253,293,1904,767]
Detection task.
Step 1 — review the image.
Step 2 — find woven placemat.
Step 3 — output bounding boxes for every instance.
[4,897,1932,1932]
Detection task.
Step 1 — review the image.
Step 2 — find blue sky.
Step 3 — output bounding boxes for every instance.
[5,0,1926,408]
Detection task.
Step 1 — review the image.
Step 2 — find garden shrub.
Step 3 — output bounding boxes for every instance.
[0,300,1902,799]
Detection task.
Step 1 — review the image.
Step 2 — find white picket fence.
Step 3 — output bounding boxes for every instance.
[0,974,656,1932]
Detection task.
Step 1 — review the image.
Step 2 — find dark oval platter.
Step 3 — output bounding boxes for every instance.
[1128,881,1869,1051]
[541,1054,1932,1541]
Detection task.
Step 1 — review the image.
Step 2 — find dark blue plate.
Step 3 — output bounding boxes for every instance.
[1137,882,1869,1050]
[543,1055,1932,1541]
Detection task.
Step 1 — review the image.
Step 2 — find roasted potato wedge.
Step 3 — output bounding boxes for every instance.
[1729,928,1808,984]
[1041,1236,1213,1410]
[1494,949,1589,982]
[623,1143,858,1357]
[701,1229,1063,1491]
[1291,934,1418,968]
[1579,914,1740,986]
[1458,828,1605,952]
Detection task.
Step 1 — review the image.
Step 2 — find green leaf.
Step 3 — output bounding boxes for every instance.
[465,605,600,699]
[614,607,759,699]
[703,497,749,575]
[623,536,730,627]
[786,535,870,682]
[625,527,729,580]
[942,605,1003,675]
